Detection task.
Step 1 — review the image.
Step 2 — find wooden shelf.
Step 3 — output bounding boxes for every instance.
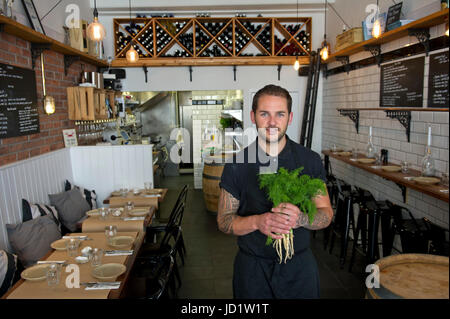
[111,55,310,67]
[327,9,449,63]
[0,15,108,68]
[112,17,312,67]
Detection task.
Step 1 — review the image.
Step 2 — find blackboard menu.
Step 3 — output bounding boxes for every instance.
[428,51,449,108]
[0,63,39,138]
[380,56,424,107]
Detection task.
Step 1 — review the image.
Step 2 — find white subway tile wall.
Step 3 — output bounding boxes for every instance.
[322,30,449,229]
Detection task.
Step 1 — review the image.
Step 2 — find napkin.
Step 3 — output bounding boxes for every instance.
[104,250,134,256]
[37,260,67,264]
[84,282,121,290]
[122,217,145,221]
[143,194,161,198]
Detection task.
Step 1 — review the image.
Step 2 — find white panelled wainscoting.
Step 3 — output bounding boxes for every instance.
[0,145,154,252]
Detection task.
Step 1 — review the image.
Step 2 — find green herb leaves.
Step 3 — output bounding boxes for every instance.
[259,167,326,245]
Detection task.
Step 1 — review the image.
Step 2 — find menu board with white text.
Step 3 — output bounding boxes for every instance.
[380,56,424,107]
[428,51,449,108]
[0,63,39,138]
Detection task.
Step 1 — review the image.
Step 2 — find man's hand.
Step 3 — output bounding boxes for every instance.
[255,210,292,240]
[270,202,305,230]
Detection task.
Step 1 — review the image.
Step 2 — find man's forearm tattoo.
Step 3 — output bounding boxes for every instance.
[217,189,240,234]
[295,208,332,230]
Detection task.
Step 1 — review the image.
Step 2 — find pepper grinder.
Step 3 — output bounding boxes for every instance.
[380,149,389,165]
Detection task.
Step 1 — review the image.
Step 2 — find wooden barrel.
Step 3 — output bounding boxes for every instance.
[366,253,449,299]
[202,154,230,215]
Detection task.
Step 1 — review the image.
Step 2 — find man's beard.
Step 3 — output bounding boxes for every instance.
[256,125,287,144]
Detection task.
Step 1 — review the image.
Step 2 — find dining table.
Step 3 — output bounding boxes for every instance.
[322,150,449,203]
[3,231,144,299]
[81,206,155,233]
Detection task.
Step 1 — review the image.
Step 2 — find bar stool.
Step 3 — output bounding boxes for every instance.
[348,193,386,272]
[325,179,359,268]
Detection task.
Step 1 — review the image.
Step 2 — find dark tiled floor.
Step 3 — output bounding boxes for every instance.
[158,174,368,299]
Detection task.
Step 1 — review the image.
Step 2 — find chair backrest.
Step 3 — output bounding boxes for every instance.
[160,212,183,253]
[166,185,188,228]
[145,254,174,299]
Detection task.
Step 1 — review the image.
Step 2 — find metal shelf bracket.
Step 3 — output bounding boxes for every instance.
[143,66,148,82]
[395,183,408,203]
[189,65,193,82]
[64,55,80,76]
[385,110,411,142]
[364,44,382,66]
[336,55,350,74]
[277,64,282,81]
[408,28,430,56]
[31,43,51,69]
[233,65,237,81]
[338,109,359,133]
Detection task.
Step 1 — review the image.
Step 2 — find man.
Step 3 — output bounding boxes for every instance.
[217,84,333,299]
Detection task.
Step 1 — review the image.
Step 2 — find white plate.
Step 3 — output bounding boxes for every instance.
[21,264,50,281]
[108,236,134,248]
[92,263,126,281]
[128,208,148,217]
[50,238,69,251]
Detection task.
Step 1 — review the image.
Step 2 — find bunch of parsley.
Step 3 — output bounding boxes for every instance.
[259,167,326,245]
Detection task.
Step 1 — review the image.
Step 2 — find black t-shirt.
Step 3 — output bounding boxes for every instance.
[219,135,326,259]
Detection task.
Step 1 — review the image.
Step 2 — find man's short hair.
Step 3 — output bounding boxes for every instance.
[252,84,292,113]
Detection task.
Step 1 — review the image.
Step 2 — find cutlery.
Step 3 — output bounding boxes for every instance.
[63,236,93,241]
[81,282,121,290]
[37,260,68,266]
[122,217,145,221]
[104,250,134,256]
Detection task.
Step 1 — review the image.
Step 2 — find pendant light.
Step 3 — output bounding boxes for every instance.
[41,53,55,115]
[126,0,139,63]
[87,0,106,42]
[372,0,382,38]
[319,0,330,61]
[293,0,300,71]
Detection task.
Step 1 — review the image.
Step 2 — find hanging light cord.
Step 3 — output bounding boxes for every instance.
[324,0,327,40]
[41,53,46,97]
[327,3,351,30]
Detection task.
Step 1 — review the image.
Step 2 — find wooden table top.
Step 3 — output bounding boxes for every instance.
[103,188,168,205]
[81,206,155,233]
[322,150,449,203]
[3,231,144,299]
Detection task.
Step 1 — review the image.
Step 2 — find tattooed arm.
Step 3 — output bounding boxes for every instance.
[217,188,290,239]
[294,193,333,230]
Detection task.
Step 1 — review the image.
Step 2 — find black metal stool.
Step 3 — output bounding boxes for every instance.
[325,179,359,268]
[348,193,387,272]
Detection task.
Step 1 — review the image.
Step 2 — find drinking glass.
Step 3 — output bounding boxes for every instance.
[99,207,108,220]
[442,173,449,187]
[401,161,410,174]
[120,187,129,197]
[46,264,61,287]
[351,148,359,159]
[66,238,79,257]
[144,181,153,191]
[331,144,338,152]
[91,248,103,267]
[126,201,134,211]
[105,225,117,245]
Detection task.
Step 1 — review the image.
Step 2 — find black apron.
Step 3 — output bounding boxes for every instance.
[232,141,320,299]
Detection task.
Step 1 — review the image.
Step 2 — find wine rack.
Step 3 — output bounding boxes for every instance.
[112,17,311,66]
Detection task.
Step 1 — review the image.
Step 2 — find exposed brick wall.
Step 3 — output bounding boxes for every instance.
[0,32,97,167]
